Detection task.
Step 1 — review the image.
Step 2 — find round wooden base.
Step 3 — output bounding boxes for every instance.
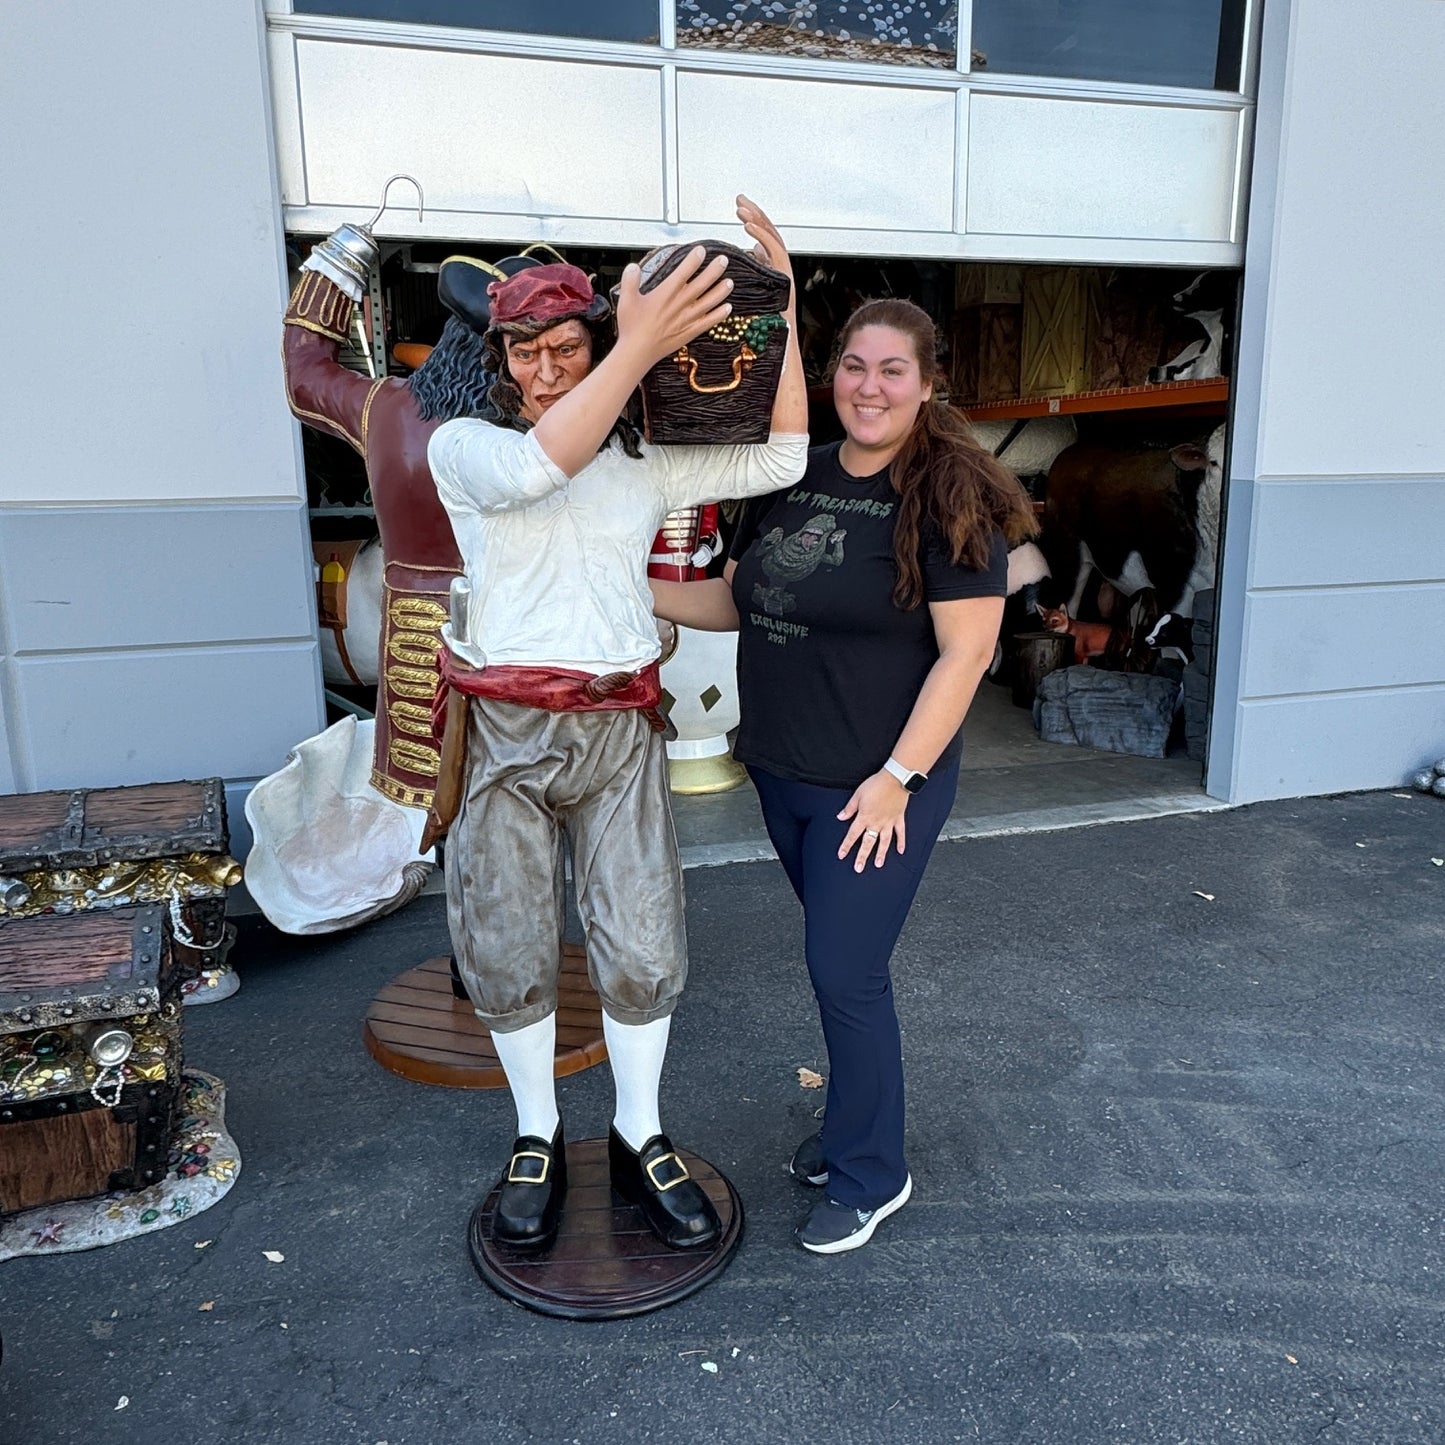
[468,1138,744,1320]
[362,945,606,1089]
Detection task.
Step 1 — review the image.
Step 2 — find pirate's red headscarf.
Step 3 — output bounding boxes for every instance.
[486,263,610,329]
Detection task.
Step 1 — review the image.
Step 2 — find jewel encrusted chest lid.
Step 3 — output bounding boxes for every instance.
[0,779,227,875]
[635,240,791,446]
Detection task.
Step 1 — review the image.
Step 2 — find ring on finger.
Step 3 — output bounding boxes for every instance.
[864,828,879,837]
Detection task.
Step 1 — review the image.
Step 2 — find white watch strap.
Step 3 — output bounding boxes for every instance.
[884,756,924,786]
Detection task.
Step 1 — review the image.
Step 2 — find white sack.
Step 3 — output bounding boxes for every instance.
[243,716,433,935]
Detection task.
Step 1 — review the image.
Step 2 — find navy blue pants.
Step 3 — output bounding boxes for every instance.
[749,759,960,1210]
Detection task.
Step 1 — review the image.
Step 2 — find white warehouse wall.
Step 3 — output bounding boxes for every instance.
[1210,0,1445,801]
[1,3,307,507]
[0,2,324,812]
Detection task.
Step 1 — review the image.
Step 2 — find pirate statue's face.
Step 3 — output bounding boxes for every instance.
[504,320,595,424]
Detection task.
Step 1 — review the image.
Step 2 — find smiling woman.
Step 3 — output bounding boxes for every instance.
[648,294,1036,1254]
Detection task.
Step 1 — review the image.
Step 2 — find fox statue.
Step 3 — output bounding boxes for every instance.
[1035,603,1119,669]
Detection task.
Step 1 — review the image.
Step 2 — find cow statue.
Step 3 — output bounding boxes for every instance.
[1148,272,1230,385]
[968,415,1078,485]
[1041,424,1225,621]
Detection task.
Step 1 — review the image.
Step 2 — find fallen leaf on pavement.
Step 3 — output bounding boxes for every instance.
[797,1067,825,1089]
[701,1361,719,1374]
[1431,859,1443,867]
[262,1250,285,1263]
[198,1301,214,1312]
[194,1240,212,1250]
[115,1398,130,1411]
[1192,891,1215,902]
[1285,1354,1298,1364]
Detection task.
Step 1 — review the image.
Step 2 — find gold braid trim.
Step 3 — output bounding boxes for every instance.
[279,330,363,453]
[285,315,350,343]
[283,270,353,344]
[361,378,386,455]
[370,768,434,810]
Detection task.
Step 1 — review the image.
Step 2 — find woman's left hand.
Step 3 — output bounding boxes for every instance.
[837,771,909,873]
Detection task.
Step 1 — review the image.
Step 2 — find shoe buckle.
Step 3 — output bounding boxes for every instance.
[506,1149,551,1185]
[644,1151,689,1192]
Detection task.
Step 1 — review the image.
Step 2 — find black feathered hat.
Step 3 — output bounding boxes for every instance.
[438,244,608,336]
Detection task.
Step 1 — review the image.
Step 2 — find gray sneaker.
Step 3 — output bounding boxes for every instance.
[789,1130,828,1186]
[796,1175,912,1255]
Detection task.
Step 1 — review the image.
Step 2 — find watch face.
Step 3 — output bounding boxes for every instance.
[904,772,926,794]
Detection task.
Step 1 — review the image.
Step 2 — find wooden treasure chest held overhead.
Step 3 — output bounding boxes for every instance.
[0,780,241,1216]
[636,241,791,446]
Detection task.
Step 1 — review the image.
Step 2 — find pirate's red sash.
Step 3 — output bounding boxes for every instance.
[433,652,667,736]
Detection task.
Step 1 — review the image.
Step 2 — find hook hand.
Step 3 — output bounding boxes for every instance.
[365,174,424,231]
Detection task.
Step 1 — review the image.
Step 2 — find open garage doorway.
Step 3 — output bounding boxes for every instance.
[291,236,1238,862]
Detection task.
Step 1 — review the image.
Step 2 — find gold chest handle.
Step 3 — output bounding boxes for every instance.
[673,341,757,394]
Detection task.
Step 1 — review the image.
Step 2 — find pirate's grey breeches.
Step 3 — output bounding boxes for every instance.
[444,696,688,1032]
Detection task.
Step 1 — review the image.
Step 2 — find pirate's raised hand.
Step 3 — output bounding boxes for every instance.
[736,195,795,322]
[614,246,734,368]
[734,194,807,434]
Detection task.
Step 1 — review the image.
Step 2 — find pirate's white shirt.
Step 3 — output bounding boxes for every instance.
[428,422,807,675]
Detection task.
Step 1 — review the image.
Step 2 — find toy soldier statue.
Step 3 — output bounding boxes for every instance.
[426,197,806,1252]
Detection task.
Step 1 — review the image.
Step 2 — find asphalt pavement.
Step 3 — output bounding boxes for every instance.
[2,789,1443,1444]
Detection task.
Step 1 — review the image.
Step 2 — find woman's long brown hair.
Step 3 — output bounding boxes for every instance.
[836,299,1039,610]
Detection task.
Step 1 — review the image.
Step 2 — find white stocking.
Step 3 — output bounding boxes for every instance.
[489,1012,560,1142]
[603,1013,671,1151]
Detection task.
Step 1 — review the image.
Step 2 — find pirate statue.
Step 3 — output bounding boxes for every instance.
[282,226,567,809]
[425,196,807,1253]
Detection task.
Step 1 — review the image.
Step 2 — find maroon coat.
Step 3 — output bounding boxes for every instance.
[283,270,463,810]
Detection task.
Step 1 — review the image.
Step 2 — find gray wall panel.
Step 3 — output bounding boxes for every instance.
[1249,478,1445,590]
[0,682,16,794]
[1231,686,1445,801]
[13,644,324,792]
[0,505,315,654]
[1240,584,1445,699]
[1212,1,1445,802]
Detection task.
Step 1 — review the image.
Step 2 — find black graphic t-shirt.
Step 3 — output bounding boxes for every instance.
[729,441,1007,789]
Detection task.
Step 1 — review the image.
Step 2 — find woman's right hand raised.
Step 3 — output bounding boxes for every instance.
[615,246,734,367]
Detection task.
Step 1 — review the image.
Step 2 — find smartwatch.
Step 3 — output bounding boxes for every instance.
[883,756,928,794]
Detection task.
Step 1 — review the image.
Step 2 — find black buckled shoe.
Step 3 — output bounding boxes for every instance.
[492,1124,566,1252]
[608,1127,721,1251]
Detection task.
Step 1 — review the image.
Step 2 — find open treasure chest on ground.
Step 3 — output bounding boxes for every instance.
[0,780,240,1216]
[636,241,792,445]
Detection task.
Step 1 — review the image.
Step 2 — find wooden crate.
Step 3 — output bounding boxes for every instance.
[951,303,1021,404]
[1021,267,1093,398]
[1087,270,1172,392]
